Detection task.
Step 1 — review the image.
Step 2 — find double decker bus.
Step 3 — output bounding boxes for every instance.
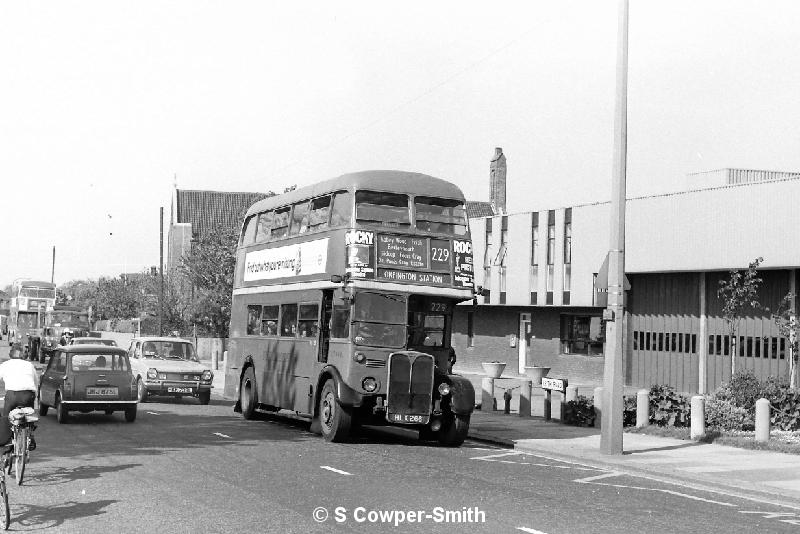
[7,280,56,355]
[225,170,476,445]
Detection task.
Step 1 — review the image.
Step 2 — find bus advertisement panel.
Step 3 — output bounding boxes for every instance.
[226,171,475,446]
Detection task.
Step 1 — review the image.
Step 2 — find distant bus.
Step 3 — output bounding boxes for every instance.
[225,170,476,445]
[7,279,56,351]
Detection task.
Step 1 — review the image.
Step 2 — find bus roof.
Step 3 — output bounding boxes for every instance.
[245,170,465,217]
[13,280,56,289]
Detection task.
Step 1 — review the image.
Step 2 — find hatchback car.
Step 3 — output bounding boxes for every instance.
[69,337,118,347]
[127,337,213,404]
[38,345,138,423]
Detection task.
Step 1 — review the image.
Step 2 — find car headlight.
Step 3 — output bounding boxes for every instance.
[146,368,158,379]
[438,383,451,396]
[202,370,213,381]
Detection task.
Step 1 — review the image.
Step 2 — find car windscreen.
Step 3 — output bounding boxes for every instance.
[141,341,199,361]
[70,353,130,372]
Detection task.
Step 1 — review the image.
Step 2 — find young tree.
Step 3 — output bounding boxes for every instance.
[772,292,798,389]
[717,257,763,376]
[180,228,239,338]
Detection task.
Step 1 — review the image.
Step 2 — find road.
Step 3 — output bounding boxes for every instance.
[1,373,799,532]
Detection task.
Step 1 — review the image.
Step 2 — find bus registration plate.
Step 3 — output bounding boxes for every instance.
[388,413,429,424]
[86,387,118,396]
[168,387,194,393]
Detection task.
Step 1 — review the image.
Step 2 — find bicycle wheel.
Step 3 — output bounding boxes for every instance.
[0,475,9,530]
[14,427,27,486]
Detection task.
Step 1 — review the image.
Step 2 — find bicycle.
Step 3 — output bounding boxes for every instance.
[0,447,10,529]
[6,407,37,486]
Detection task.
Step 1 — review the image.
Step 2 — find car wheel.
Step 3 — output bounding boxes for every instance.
[198,390,211,405]
[55,393,69,424]
[318,379,352,442]
[38,400,48,417]
[136,378,148,403]
[240,367,257,419]
[124,405,137,423]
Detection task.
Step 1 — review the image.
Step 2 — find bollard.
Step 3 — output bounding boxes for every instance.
[519,380,532,417]
[755,397,771,443]
[481,378,495,411]
[593,387,603,428]
[636,389,649,428]
[690,395,705,439]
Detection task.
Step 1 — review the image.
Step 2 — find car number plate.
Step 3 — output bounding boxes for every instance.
[167,387,193,393]
[387,413,429,424]
[86,387,118,396]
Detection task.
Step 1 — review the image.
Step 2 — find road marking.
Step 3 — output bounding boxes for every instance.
[575,472,736,506]
[471,451,525,461]
[213,432,232,438]
[320,466,352,476]
[146,411,160,415]
[516,527,548,534]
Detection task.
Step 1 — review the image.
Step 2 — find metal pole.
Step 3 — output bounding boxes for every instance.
[51,246,56,284]
[159,207,164,337]
[600,0,629,455]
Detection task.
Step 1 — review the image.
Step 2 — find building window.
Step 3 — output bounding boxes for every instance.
[562,208,572,303]
[530,212,539,305]
[546,210,555,304]
[498,216,508,303]
[560,315,604,355]
[482,218,493,300]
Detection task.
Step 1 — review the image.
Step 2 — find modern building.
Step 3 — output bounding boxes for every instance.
[454,165,800,394]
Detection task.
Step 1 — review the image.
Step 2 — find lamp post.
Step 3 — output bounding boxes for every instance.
[600,0,629,456]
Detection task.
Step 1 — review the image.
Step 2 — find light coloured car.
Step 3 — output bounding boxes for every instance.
[127,336,213,404]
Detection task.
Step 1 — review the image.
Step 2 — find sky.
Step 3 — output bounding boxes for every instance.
[1,1,799,287]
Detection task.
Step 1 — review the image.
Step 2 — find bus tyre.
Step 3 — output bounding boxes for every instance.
[438,413,469,447]
[319,379,352,442]
[240,368,258,420]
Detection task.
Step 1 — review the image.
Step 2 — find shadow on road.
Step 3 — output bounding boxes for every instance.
[24,463,142,487]
[11,499,118,530]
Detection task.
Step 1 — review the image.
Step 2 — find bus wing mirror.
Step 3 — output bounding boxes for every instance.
[331,275,344,283]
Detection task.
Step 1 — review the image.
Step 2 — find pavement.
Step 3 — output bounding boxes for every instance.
[209,366,800,509]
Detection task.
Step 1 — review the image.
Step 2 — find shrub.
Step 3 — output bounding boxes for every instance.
[705,398,750,431]
[717,369,763,412]
[649,384,691,427]
[769,387,800,431]
[623,395,637,427]
[563,396,596,427]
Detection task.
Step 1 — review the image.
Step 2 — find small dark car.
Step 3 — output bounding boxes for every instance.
[38,345,138,423]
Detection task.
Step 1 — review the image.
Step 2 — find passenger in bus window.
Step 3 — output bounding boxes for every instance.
[262,320,278,336]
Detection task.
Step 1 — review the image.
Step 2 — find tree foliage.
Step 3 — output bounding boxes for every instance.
[180,227,239,338]
[717,257,763,375]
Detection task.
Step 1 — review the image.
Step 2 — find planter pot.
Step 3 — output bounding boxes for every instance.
[524,366,551,385]
[481,362,507,378]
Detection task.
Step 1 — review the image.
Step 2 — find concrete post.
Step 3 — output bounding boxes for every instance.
[755,397,770,443]
[593,386,603,428]
[690,395,705,439]
[565,385,578,403]
[481,378,495,411]
[519,380,532,417]
[213,349,219,371]
[636,389,649,428]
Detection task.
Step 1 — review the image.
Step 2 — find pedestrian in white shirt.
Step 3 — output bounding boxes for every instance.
[0,358,39,450]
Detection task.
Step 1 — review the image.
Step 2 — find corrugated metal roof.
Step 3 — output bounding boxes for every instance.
[176,190,269,238]
[466,201,495,218]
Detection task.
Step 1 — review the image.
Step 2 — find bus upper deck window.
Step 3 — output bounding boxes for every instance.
[308,196,332,231]
[290,201,310,236]
[414,197,467,236]
[329,191,353,227]
[272,207,290,239]
[256,211,273,242]
[355,191,409,227]
[241,215,258,245]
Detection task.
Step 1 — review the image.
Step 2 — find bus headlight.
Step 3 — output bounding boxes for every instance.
[146,368,158,379]
[353,352,366,364]
[362,377,378,392]
[437,383,451,396]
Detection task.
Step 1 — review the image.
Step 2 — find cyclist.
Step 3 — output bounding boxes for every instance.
[0,358,39,451]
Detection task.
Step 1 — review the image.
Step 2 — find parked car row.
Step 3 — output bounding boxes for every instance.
[34,336,214,424]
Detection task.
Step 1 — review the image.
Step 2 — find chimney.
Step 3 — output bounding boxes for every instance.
[489,147,507,215]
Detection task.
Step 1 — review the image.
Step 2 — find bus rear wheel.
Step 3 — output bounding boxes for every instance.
[240,367,257,420]
[319,379,351,442]
[438,413,469,447]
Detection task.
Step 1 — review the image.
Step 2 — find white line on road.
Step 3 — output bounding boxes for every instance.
[320,466,353,476]
[146,411,160,415]
[471,451,525,461]
[575,473,736,507]
[573,472,624,483]
[213,432,232,439]
[516,527,548,534]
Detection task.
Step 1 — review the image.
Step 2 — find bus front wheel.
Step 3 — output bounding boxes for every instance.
[438,413,469,447]
[240,368,258,420]
[319,379,351,442]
